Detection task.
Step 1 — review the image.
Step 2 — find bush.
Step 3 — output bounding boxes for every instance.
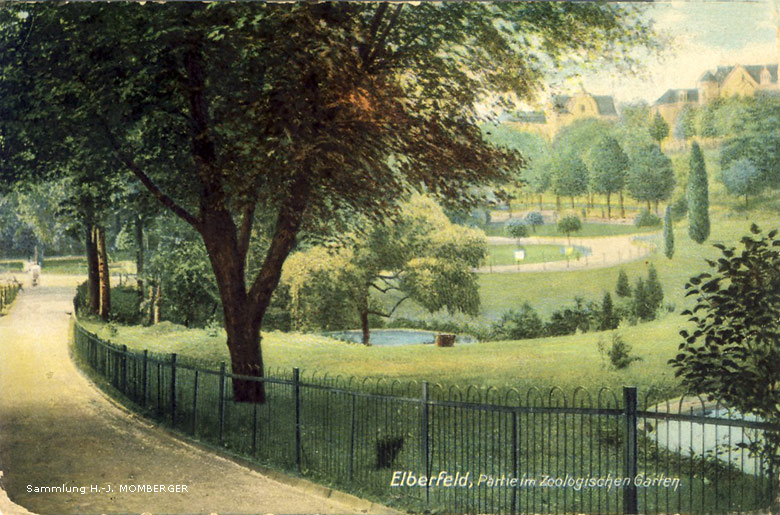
[491,303,544,340]
[598,333,642,370]
[634,209,661,227]
[111,286,142,324]
[524,211,544,232]
[74,281,141,324]
[545,296,596,336]
[506,218,529,239]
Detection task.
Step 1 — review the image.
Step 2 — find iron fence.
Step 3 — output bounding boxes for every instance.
[73,323,779,514]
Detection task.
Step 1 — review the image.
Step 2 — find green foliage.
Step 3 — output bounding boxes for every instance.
[632,277,653,322]
[674,104,697,141]
[523,211,544,232]
[283,195,485,339]
[633,209,661,227]
[719,93,780,189]
[616,269,631,298]
[557,214,582,242]
[546,296,597,336]
[670,225,780,471]
[506,218,529,239]
[599,291,619,331]
[492,303,545,341]
[627,145,675,211]
[74,280,141,324]
[649,112,669,145]
[598,332,642,370]
[588,136,629,218]
[720,158,763,209]
[646,264,664,313]
[551,153,589,205]
[687,142,710,244]
[148,234,221,328]
[663,205,674,259]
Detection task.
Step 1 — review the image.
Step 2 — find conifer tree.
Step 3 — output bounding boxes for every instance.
[632,277,653,321]
[687,142,710,243]
[663,205,674,259]
[600,291,618,330]
[646,264,664,313]
[616,269,631,298]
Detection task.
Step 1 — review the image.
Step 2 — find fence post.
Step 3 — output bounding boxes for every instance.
[623,386,638,515]
[141,349,148,408]
[293,367,302,474]
[421,381,430,505]
[121,345,128,394]
[218,362,226,446]
[192,369,199,436]
[170,353,177,428]
[349,392,357,482]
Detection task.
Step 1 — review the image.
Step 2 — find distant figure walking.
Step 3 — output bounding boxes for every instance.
[30,263,41,287]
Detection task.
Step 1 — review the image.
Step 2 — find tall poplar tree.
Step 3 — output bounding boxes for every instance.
[687,142,710,244]
[663,205,674,259]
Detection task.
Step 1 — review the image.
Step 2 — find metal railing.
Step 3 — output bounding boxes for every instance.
[73,323,779,514]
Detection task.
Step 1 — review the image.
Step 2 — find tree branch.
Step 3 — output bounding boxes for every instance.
[366,4,404,70]
[248,171,311,317]
[359,3,388,64]
[99,118,201,229]
[368,294,411,319]
[237,201,255,262]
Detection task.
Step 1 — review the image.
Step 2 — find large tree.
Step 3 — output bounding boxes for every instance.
[627,145,675,213]
[0,3,656,401]
[588,136,629,219]
[283,195,485,345]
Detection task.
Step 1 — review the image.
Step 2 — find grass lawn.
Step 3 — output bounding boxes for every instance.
[78,311,688,402]
[0,260,23,272]
[77,204,780,401]
[485,243,578,266]
[42,256,136,275]
[484,221,660,238]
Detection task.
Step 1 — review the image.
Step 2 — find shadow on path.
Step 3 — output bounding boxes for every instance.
[0,279,364,515]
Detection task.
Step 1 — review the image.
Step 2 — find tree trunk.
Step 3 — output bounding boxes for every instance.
[360,308,371,346]
[619,190,625,219]
[148,284,155,325]
[646,200,651,212]
[538,194,543,211]
[570,196,575,209]
[85,224,100,315]
[96,225,111,321]
[606,192,612,220]
[153,282,161,324]
[556,195,561,211]
[135,216,144,303]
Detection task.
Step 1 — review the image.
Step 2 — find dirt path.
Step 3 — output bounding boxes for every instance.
[0,277,371,515]
[479,233,657,273]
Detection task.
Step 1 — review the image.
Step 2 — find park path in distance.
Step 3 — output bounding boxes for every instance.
[478,233,656,273]
[0,276,364,515]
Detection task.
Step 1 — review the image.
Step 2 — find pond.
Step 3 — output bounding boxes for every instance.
[325,329,477,346]
[649,407,765,475]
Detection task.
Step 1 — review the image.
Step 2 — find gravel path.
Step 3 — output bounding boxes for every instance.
[479,233,657,273]
[0,276,370,515]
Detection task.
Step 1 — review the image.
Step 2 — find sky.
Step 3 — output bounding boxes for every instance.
[567,1,778,106]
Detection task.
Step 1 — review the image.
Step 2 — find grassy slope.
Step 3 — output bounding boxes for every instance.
[78,206,780,400]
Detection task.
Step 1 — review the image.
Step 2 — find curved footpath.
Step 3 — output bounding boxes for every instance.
[479,233,656,273]
[0,276,380,515]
